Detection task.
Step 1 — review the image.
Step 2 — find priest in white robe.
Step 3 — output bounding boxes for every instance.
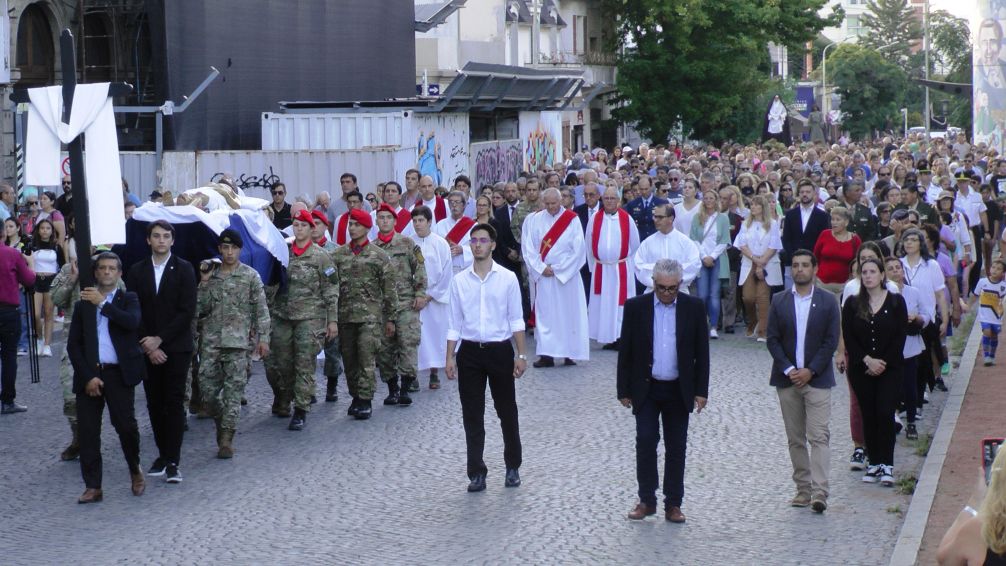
[434,190,475,274]
[586,187,640,348]
[522,188,590,366]
[634,203,701,293]
[411,206,453,387]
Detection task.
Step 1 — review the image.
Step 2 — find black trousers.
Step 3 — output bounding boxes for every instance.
[849,368,900,467]
[0,307,19,404]
[635,380,690,509]
[457,340,521,478]
[901,355,919,424]
[143,352,190,465]
[969,226,984,294]
[77,366,141,489]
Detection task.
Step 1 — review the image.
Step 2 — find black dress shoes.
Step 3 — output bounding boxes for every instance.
[505,468,521,487]
[532,356,554,368]
[563,358,577,366]
[347,398,360,417]
[467,473,487,492]
[601,341,620,351]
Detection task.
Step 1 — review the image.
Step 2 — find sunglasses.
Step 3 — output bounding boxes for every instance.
[271,191,285,195]
[27,201,38,205]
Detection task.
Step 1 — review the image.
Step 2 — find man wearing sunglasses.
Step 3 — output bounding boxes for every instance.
[268,182,292,230]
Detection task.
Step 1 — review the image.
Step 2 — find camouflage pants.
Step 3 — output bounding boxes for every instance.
[185,351,203,411]
[339,322,381,401]
[323,336,343,378]
[264,317,324,412]
[377,309,419,382]
[59,347,76,427]
[199,347,250,432]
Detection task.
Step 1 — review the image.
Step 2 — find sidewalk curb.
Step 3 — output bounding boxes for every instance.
[889,321,983,566]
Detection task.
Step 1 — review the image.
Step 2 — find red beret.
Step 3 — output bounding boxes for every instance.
[311,209,330,226]
[349,208,373,229]
[292,209,315,226]
[376,203,397,217]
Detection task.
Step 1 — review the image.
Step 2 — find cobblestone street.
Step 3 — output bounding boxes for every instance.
[1,326,945,565]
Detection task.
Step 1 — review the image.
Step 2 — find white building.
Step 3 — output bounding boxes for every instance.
[820,0,869,43]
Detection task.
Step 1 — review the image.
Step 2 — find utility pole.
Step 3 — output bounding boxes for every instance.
[924,0,931,138]
[530,0,541,65]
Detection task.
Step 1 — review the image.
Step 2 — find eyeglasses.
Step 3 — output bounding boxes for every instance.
[879,173,891,177]
[62,181,71,186]
[655,284,679,293]
[27,201,38,206]
[470,237,492,245]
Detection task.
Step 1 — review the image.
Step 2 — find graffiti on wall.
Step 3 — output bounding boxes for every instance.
[412,113,470,186]
[470,140,522,189]
[518,111,562,172]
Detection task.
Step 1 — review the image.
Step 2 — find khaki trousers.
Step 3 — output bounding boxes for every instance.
[777,384,832,499]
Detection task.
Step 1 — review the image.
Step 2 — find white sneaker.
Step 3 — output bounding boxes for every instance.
[880,465,895,487]
[862,465,881,483]
[756,337,767,343]
[17,349,28,357]
[42,345,52,357]
[709,329,719,339]
[54,315,64,323]
[36,338,44,350]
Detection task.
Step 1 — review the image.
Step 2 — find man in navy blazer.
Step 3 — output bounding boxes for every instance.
[68,252,146,503]
[126,220,196,483]
[781,180,829,280]
[765,250,840,513]
[617,258,709,524]
[573,182,601,302]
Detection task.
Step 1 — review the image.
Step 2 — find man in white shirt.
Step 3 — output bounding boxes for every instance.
[954,173,991,292]
[434,191,475,274]
[634,204,701,293]
[765,250,841,514]
[445,222,528,493]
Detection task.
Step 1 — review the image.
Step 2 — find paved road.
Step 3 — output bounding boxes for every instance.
[1,325,947,565]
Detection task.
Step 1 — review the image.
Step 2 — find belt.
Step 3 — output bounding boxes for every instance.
[649,376,678,383]
[0,303,18,312]
[461,339,510,349]
[97,363,120,371]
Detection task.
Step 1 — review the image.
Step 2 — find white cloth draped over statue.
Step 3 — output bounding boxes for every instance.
[414,232,453,370]
[26,83,124,244]
[633,229,702,293]
[586,211,640,344]
[767,98,788,135]
[522,208,590,361]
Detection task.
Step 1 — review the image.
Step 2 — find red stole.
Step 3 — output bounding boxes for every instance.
[417,197,447,222]
[336,213,350,245]
[445,216,476,245]
[540,209,577,261]
[395,208,412,233]
[591,209,631,306]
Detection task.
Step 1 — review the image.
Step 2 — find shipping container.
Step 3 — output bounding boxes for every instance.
[261,111,414,151]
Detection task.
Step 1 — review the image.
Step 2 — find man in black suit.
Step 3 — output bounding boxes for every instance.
[765,250,840,513]
[69,252,146,503]
[573,182,601,301]
[492,182,531,321]
[126,220,196,484]
[781,179,829,286]
[617,258,709,524]
[624,174,669,294]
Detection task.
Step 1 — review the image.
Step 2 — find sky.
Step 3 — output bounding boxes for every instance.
[930,0,974,22]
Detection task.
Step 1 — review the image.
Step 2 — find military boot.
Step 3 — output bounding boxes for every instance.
[60,422,80,461]
[398,377,414,406]
[347,398,361,417]
[383,377,400,405]
[217,430,235,459]
[354,400,373,420]
[288,409,306,431]
[408,374,421,392]
[325,377,338,403]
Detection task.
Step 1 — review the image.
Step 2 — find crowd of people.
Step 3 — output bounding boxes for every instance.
[0,132,1004,542]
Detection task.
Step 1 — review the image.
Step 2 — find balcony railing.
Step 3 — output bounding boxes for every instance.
[533,50,617,66]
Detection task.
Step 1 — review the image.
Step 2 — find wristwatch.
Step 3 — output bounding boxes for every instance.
[516,354,528,361]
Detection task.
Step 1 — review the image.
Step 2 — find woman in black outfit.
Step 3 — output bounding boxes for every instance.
[842,257,907,488]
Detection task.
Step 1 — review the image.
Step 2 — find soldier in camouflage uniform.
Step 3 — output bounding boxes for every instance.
[50,248,125,461]
[264,210,340,431]
[311,210,343,403]
[196,230,271,457]
[510,178,542,325]
[374,204,426,406]
[331,208,398,420]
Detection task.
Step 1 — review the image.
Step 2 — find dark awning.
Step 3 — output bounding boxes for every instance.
[415,0,467,32]
[424,62,584,112]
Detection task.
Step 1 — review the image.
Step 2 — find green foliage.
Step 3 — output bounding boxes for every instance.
[860,0,922,68]
[603,0,842,144]
[930,10,972,73]
[828,44,909,138]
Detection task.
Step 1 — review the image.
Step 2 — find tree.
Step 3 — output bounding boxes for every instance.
[603,0,841,144]
[927,10,972,132]
[828,44,909,138]
[860,0,922,67]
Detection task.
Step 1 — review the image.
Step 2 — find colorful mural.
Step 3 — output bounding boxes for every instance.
[975,6,1006,153]
[519,111,562,172]
[412,113,470,187]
